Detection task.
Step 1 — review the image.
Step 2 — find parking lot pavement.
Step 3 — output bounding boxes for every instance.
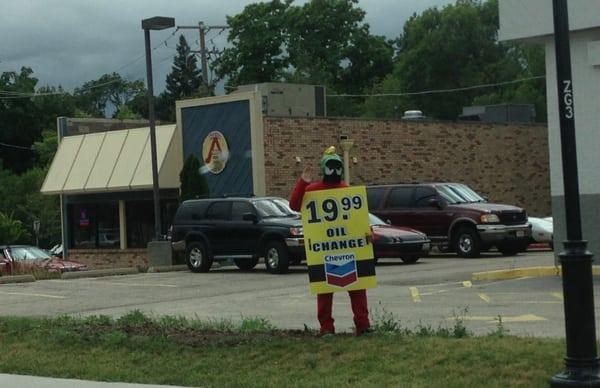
[0,250,597,337]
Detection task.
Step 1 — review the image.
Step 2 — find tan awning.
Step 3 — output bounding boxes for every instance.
[41,124,182,195]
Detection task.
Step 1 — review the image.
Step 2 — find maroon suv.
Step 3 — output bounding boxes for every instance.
[366,183,531,258]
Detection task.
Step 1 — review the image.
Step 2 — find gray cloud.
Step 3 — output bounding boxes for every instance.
[0,0,453,93]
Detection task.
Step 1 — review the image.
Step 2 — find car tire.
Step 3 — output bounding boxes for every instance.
[453,227,481,258]
[234,257,259,271]
[186,241,213,273]
[400,255,420,264]
[264,240,290,274]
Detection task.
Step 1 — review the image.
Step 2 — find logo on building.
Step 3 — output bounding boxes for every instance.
[202,131,229,174]
[324,253,358,288]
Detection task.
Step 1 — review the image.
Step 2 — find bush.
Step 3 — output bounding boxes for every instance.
[0,212,31,244]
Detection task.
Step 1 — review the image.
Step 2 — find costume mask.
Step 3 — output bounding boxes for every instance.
[320,146,343,183]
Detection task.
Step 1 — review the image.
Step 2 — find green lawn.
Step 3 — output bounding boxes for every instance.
[0,311,569,387]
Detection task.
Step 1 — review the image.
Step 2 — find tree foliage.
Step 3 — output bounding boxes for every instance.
[0,212,31,245]
[74,72,145,118]
[156,35,207,122]
[214,0,394,115]
[362,0,545,121]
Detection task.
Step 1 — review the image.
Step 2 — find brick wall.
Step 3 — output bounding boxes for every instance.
[68,249,148,270]
[263,117,551,216]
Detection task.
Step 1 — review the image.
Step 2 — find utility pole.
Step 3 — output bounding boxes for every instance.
[178,22,229,90]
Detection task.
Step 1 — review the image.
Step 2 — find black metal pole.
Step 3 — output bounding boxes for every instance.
[144,28,163,241]
[550,0,600,386]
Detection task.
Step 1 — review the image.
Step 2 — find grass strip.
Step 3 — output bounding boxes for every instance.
[0,311,570,387]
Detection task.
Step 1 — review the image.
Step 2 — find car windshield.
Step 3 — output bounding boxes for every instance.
[368,213,387,226]
[437,184,486,204]
[253,198,297,218]
[9,246,52,261]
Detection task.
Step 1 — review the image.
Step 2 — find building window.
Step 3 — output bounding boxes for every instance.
[126,200,178,248]
[68,202,119,249]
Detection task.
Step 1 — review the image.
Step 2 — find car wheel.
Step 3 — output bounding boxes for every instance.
[234,257,259,271]
[453,227,481,258]
[400,255,420,264]
[264,240,290,274]
[186,241,213,273]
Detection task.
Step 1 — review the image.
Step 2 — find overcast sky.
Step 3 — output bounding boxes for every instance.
[1,0,453,94]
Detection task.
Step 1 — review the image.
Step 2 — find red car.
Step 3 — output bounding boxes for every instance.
[369,213,430,264]
[0,245,88,275]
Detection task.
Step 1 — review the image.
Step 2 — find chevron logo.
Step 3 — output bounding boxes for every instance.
[324,255,358,288]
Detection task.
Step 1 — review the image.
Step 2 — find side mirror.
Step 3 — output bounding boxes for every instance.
[386,219,392,225]
[242,213,258,223]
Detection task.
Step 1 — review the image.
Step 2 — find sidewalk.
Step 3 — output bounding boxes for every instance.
[0,374,193,388]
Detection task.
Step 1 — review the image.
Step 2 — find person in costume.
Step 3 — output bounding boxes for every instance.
[289,146,372,336]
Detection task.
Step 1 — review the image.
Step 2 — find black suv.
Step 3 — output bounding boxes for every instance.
[367,183,531,258]
[170,197,304,274]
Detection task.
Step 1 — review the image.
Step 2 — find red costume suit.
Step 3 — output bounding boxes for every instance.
[289,176,371,335]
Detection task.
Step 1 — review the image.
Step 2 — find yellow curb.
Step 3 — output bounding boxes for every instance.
[472,266,600,281]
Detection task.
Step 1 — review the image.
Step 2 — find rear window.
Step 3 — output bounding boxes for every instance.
[173,201,210,223]
[366,187,386,210]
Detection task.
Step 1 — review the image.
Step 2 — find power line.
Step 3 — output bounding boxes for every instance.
[0,142,33,151]
[327,76,546,98]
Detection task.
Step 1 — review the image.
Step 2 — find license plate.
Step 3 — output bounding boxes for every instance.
[516,231,525,237]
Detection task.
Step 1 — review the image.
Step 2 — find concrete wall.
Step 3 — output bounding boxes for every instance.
[263,117,551,217]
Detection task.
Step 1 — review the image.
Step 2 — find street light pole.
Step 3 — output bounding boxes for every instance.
[550,1,600,386]
[142,16,175,241]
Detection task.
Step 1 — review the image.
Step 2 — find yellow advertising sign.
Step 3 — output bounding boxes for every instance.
[301,186,377,294]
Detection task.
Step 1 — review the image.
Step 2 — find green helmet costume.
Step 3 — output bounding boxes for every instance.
[320,146,343,183]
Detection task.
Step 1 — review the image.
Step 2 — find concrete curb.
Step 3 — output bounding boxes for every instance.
[472,265,600,281]
[147,264,188,273]
[0,275,36,284]
[61,267,139,280]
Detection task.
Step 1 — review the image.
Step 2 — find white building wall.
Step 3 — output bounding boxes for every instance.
[499,0,600,257]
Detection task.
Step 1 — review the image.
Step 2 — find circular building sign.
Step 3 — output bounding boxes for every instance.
[202,130,229,174]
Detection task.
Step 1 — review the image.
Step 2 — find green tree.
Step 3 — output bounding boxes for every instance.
[157,35,206,122]
[30,129,58,168]
[74,72,145,118]
[363,0,546,121]
[115,105,142,120]
[214,0,393,116]
[0,67,40,173]
[215,0,292,87]
[179,154,209,201]
[0,212,31,245]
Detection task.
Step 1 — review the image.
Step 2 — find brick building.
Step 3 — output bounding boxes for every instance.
[41,90,550,269]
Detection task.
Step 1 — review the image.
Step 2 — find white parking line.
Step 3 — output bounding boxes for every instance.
[0,291,66,299]
[478,293,490,303]
[551,292,563,301]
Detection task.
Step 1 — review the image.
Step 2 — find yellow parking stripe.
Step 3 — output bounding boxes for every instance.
[551,292,563,301]
[478,293,490,303]
[409,287,421,303]
[462,280,472,288]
